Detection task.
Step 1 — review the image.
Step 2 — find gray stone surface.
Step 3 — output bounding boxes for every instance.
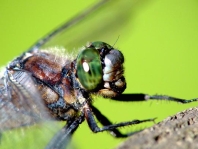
[115,107,198,149]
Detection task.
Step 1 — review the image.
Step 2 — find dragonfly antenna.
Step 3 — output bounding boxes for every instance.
[113,35,120,47]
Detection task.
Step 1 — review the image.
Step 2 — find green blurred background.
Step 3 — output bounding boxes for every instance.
[0,0,198,149]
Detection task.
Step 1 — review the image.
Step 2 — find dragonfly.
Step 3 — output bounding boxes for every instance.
[1,0,198,149]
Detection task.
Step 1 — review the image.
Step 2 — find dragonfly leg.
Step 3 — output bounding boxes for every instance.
[112,93,198,103]
[84,105,156,136]
[90,105,146,138]
[45,115,84,149]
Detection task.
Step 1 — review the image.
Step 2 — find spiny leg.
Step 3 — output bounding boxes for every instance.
[45,115,84,149]
[112,93,198,103]
[91,105,147,138]
[84,105,156,134]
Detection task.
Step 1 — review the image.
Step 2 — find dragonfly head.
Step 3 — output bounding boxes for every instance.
[76,41,126,98]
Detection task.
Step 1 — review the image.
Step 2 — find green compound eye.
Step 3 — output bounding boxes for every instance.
[90,41,113,50]
[76,48,102,91]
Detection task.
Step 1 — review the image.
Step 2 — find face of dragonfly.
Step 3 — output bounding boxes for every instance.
[1,0,198,149]
[76,41,125,96]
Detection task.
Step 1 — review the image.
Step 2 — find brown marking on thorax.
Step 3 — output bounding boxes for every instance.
[23,54,77,108]
[60,64,76,104]
[24,55,62,85]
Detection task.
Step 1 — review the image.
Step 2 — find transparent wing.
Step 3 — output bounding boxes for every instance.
[0,70,65,149]
[28,0,135,53]
[0,70,46,130]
